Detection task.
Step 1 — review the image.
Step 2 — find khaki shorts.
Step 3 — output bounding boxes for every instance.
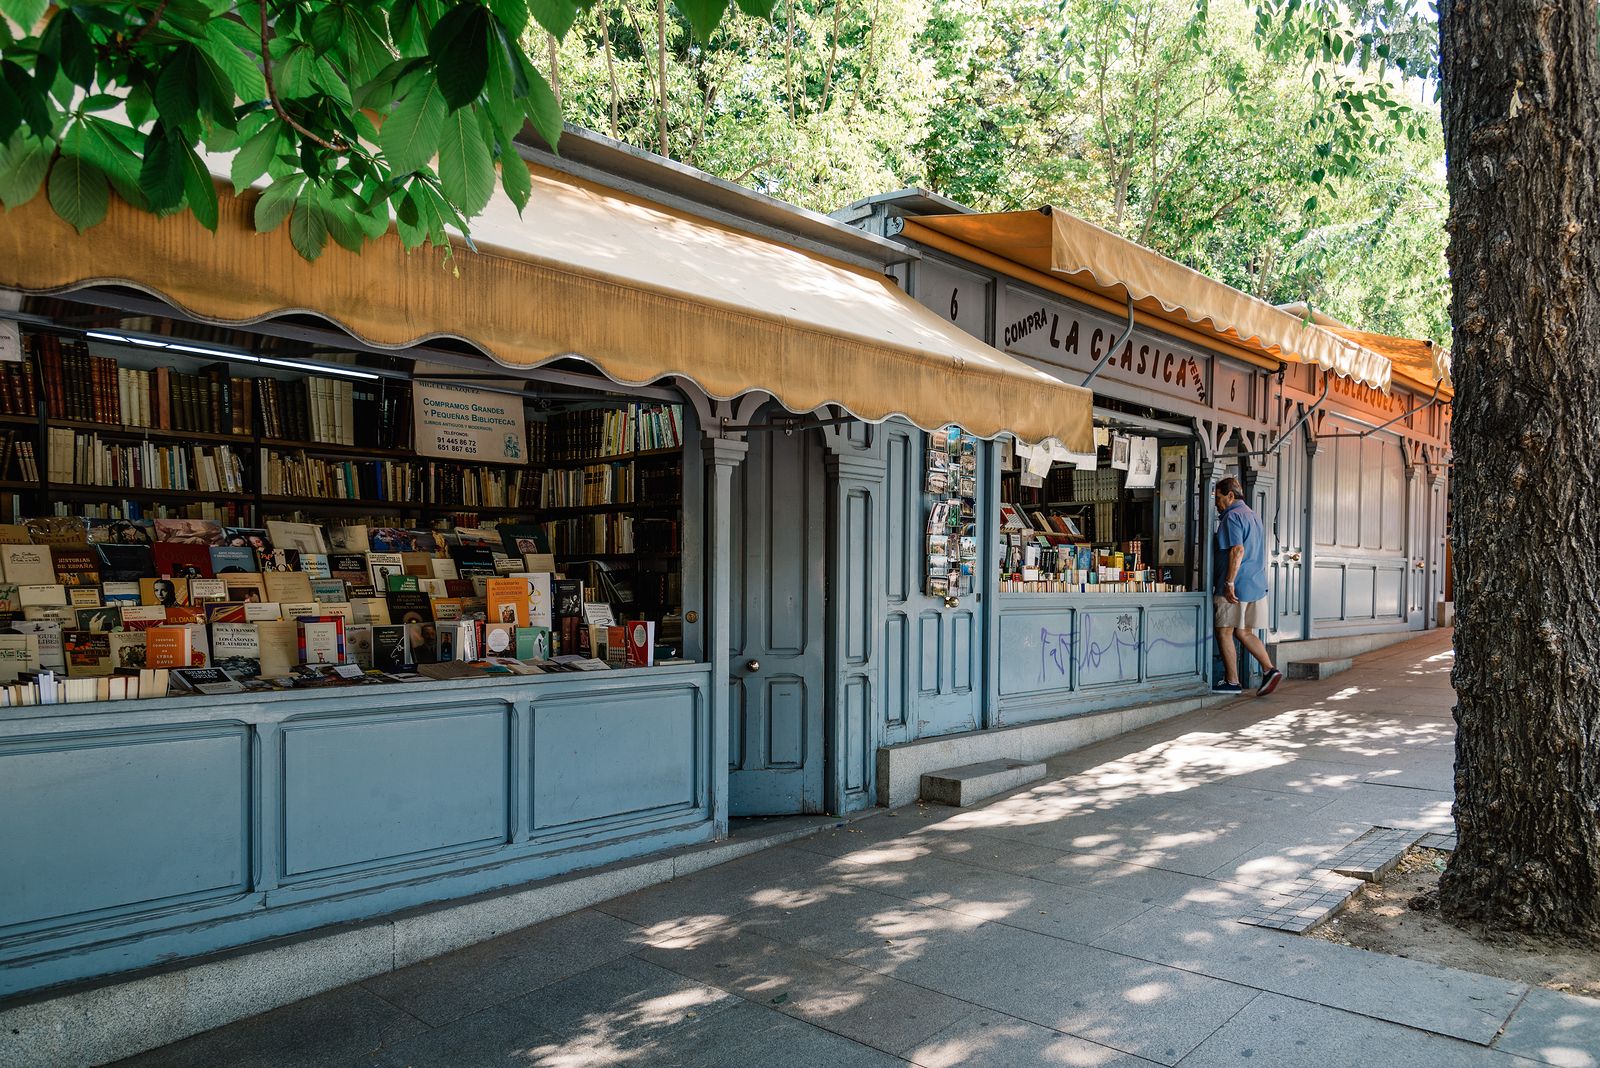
[1214,596,1269,630]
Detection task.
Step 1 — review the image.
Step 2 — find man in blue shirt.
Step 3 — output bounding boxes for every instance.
[1212,477,1282,696]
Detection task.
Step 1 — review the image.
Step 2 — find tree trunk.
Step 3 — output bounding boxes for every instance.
[657,0,669,158]
[1437,0,1600,936]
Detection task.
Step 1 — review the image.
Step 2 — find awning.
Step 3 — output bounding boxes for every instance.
[906,209,1393,393]
[0,161,1093,450]
[1328,328,1452,399]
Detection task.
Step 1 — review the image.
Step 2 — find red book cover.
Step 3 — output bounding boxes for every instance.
[152,543,214,579]
[623,620,655,667]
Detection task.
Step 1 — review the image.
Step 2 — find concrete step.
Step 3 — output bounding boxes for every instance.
[1286,657,1354,680]
[920,758,1045,807]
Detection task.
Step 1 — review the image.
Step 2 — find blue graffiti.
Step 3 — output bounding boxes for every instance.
[1038,615,1214,684]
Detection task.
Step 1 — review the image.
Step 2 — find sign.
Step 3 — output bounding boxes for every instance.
[412,379,527,463]
[999,286,1214,409]
[0,320,20,364]
[915,260,991,342]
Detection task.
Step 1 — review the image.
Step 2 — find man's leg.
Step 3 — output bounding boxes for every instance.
[1235,627,1275,673]
[1216,626,1241,685]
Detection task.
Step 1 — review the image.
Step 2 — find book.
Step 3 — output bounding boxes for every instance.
[205,601,249,623]
[63,630,113,677]
[243,601,284,621]
[257,548,302,573]
[297,617,345,666]
[515,626,551,662]
[329,553,368,585]
[108,630,147,670]
[263,571,314,604]
[299,553,331,580]
[152,543,214,578]
[405,621,439,664]
[385,590,433,624]
[11,620,63,671]
[51,548,101,586]
[67,586,103,607]
[188,578,229,605]
[118,605,168,631]
[367,551,404,591]
[18,583,67,607]
[153,518,224,545]
[265,520,328,554]
[345,623,374,669]
[310,578,348,603]
[350,597,390,625]
[73,605,122,633]
[0,632,36,681]
[400,550,436,577]
[485,577,529,627]
[144,626,193,669]
[209,545,259,573]
[604,625,629,667]
[521,572,553,628]
[278,601,320,621]
[139,577,188,607]
[172,667,246,695]
[222,573,266,603]
[222,527,272,551]
[623,620,656,667]
[211,622,262,678]
[255,620,299,676]
[385,573,420,593]
[430,597,464,622]
[371,624,411,671]
[102,581,141,605]
[329,524,369,552]
[482,621,516,657]
[95,543,156,581]
[2,544,55,586]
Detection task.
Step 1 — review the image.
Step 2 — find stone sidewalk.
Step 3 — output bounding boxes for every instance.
[118,632,1600,1067]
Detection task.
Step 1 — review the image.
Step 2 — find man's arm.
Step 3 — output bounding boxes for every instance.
[1225,545,1244,604]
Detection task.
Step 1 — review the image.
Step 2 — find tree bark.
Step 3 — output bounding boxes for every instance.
[1437,0,1600,937]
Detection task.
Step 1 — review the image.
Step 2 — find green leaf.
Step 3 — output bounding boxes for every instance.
[500,141,530,213]
[154,46,202,133]
[436,106,493,216]
[429,4,490,109]
[311,6,345,53]
[674,0,729,42]
[200,20,269,104]
[321,188,365,251]
[47,152,109,232]
[0,67,20,144]
[1,60,50,139]
[484,24,526,139]
[0,0,49,30]
[289,188,329,260]
[393,185,427,248]
[731,0,776,16]
[38,9,94,88]
[230,116,283,192]
[179,140,219,231]
[125,83,154,127]
[525,0,576,38]
[380,72,447,173]
[254,175,303,232]
[140,127,186,212]
[344,9,400,86]
[0,133,50,208]
[519,59,562,152]
[66,116,150,209]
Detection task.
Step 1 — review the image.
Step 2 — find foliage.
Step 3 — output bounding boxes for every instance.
[0,0,770,260]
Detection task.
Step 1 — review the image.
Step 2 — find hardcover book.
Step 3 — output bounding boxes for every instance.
[144,626,193,669]
[63,630,114,677]
[51,548,102,586]
[95,543,156,581]
[262,571,314,604]
[485,577,529,628]
[371,624,411,671]
[138,577,188,607]
[297,617,346,666]
[187,578,229,605]
[152,543,213,578]
[385,590,434,624]
[1,544,55,586]
[108,630,147,670]
[210,622,262,678]
[208,545,259,574]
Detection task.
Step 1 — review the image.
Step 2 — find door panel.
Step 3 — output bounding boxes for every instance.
[1268,425,1307,641]
[728,422,826,816]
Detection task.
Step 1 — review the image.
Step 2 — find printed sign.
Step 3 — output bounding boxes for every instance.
[412,378,527,464]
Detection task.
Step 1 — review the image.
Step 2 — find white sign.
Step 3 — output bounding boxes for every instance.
[0,320,20,364]
[412,379,527,464]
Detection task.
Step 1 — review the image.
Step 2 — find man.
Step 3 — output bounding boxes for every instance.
[1212,477,1282,696]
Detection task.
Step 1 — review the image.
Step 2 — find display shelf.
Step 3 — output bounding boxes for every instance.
[535,502,681,516]
[257,494,428,509]
[536,447,682,468]
[51,484,227,502]
[0,413,40,427]
[49,418,253,446]
[0,479,40,490]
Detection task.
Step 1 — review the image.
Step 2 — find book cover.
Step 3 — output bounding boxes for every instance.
[67,586,102,607]
[205,601,249,623]
[0,582,17,611]
[482,622,516,657]
[329,553,368,584]
[211,622,262,678]
[257,548,303,573]
[367,552,404,591]
[345,623,374,670]
[0,524,31,545]
[520,572,552,628]
[417,578,448,599]
[63,629,113,677]
[299,553,332,580]
[497,523,549,557]
[139,577,188,607]
[152,543,213,578]
[385,573,420,593]
[263,571,314,604]
[244,601,284,621]
[553,579,584,619]
[187,578,229,605]
[371,625,411,671]
[222,574,266,603]
[255,620,299,676]
[515,626,551,662]
[95,543,156,581]
[604,625,629,666]
[22,604,73,625]
[102,580,141,605]
[144,626,193,669]
[118,605,168,631]
[400,550,436,577]
[385,590,433,624]
[405,621,439,664]
[18,583,67,607]
[51,547,101,586]
[209,545,259,574]
[310,578,348,603]
[11,620,63,671]
[73,605,122,633]
[0,632,38,682]
[25,516,89,547]
[108,630,147,671]
[485,577,529,628]
[2,544,55,586]
[164,605,206,626]
[430,597,464,622]
[297,617,345,666]
[624,620,656,668]
[447,544,496,573]
[172,667,245,695]
[429,557,460,581]
[154,518,225,545]
[351,597,390,625]
[328,524,369,552]
[222,527,272,551]
[265,520,328,555]
[277,601,320,621]
[86,518,153,545]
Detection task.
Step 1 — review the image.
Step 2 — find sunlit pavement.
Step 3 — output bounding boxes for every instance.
[119,631,1600,1067]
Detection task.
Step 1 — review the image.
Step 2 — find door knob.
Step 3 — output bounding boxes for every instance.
[944,595,961,609]
[1285,552,1302,562]
[745,659,760,672]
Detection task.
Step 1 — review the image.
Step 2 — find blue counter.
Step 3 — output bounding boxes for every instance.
[0,664,716,998]
[993,591,1210,724]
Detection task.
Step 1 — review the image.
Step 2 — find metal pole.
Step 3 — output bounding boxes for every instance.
[1081,293,1138,388]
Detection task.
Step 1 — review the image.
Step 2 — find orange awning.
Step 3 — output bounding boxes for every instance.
[0,161,1094,450]
[908,209,1394,392]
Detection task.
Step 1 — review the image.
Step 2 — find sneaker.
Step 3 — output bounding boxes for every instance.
[1257,669,1283,697]
[1212,681,1243,694]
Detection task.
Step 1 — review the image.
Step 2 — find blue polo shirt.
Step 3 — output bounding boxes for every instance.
[1214,500,1268,602]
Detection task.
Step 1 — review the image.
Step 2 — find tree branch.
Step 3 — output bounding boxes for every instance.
[259,1,347,152]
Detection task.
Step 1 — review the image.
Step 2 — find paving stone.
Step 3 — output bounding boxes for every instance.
[731,881,987,959]
[1494,987,1600,1068]
[841,917,1257,1065]
[499,954,740,1041]
[1178,992,1541,1067]
[606,1000,908,1068]
[1318,825,1422,880]
[114,984,428,1068]
[905,1007,1161,1067]
[361,1003,571,1067]
[1419,831,1459,851]
[593,845,841,936]
[361,909,640,1027]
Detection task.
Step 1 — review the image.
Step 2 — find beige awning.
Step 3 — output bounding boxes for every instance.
[909,209,1393,393]
[0,162,1093,450]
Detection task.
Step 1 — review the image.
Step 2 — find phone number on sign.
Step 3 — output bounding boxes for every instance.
[431,434,481,456]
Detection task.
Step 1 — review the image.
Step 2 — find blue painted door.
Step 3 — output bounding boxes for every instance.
[884,421,986,739]
[728,423,826,815]
[1266,426,1307,642]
